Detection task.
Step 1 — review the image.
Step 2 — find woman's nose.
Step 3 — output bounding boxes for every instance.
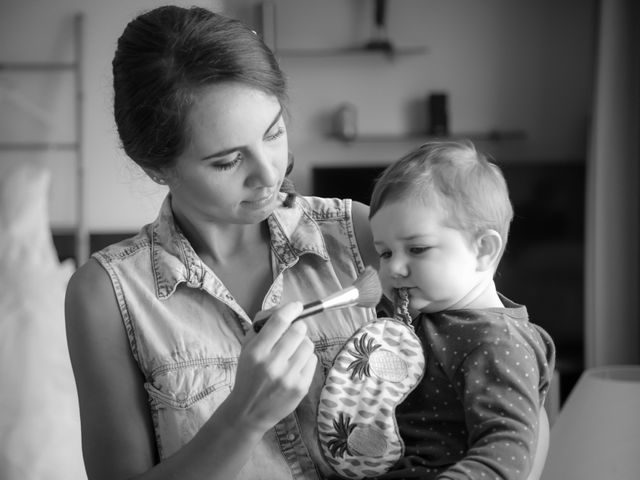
[247,149,279,188]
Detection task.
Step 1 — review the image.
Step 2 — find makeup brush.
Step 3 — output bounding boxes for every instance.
[253,266,382,333]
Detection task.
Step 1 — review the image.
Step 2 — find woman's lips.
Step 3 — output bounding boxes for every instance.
[243,190,275,208]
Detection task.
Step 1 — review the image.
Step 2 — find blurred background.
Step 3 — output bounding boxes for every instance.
[0,1,637,479]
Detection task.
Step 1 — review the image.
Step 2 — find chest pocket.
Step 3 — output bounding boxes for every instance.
[314,337,351,376]
[144,358,235,459]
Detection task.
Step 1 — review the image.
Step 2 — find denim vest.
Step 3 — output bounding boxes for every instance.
[93,194,376,480]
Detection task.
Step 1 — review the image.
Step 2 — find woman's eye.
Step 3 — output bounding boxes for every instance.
[265,126,285,142]
[212,154,242,171]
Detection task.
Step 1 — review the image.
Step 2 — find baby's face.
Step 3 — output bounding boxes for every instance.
[370,199,483,313]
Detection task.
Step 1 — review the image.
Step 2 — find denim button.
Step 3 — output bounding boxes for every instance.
[287,433,296,442]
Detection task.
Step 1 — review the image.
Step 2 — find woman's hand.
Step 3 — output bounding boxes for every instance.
[228,302,318,432]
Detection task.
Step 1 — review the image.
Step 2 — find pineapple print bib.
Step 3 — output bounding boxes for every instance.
[317,289,426,478]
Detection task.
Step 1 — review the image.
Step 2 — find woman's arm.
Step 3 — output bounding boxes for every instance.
[65,260,158,479]
[65,260,316,480]
[351,200,379,269]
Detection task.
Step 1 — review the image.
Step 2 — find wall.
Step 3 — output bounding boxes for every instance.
[0,0,596,231]
[0,0,221,233]
[585,0,640,367]
[231,0,597,194]
[232,0,597,398]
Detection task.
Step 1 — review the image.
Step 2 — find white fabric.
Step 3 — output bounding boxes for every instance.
[0,159,86,480]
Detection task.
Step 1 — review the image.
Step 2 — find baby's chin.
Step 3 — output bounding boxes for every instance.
[400,291,447,314]
[389,284,477,314]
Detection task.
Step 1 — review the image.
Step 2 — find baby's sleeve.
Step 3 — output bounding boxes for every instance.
[438,339,543,480]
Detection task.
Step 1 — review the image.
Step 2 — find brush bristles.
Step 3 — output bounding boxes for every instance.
[352,266,382,307]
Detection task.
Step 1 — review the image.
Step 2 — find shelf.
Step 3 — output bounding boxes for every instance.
[327,130,527,143]
[276,45,428,59]
[0,62,77,72]
[0,142,79,151]
[261,1,427,60]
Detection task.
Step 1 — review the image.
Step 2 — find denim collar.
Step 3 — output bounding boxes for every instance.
[150,194,329,299]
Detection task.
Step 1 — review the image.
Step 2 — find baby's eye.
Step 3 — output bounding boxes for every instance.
[378,250,392,260]
[409,246,431,255]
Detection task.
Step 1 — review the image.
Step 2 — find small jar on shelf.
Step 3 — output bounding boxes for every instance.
[333,102,358,141]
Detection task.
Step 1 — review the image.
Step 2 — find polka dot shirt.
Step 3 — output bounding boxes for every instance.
[378,294,556,480]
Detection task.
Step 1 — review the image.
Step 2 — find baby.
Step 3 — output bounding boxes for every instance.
[368,140,556,479]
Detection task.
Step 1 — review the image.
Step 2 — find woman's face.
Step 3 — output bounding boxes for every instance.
[167,82,288,226]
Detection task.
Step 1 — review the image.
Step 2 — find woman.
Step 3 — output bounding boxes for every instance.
[65,5,549,480]
[65,6,377,480]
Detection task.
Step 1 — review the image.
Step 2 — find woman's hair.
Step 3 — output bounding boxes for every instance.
[369,140,514,252]
[112,5,288,172]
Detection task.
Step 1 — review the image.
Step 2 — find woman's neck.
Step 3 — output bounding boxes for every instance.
[171,205,274,317]
[171,206,269,265]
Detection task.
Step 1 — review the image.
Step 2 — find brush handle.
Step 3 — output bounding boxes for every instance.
[253,286,360,333]
[297,286,360,320]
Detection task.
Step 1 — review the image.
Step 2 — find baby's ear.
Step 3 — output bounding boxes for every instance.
[475,229,503,272]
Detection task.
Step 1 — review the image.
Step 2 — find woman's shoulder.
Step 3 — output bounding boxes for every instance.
[92,227,152,261]
[66,258,117,316]
[294,195,377,268]
[350,200,377,269]
[293,194,350,217]
[65,258,128,365]
[291,194,367,217]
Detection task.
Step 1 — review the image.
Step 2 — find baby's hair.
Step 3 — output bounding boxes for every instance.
[369,140,514,258]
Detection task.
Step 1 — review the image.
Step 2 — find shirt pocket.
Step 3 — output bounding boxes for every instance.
[305,336,353,405]
[314,337,351,377]
[144,358,234,458]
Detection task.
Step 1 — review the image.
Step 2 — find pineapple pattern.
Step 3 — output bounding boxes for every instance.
[317,290,425,479]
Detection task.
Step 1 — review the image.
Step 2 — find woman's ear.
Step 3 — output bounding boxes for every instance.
[475,229,503,272]
[143,168,167,186]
